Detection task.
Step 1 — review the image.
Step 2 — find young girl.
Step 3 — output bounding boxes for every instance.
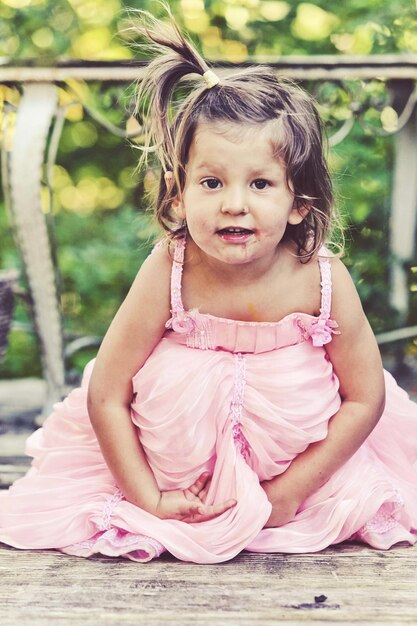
[1,12,417,564]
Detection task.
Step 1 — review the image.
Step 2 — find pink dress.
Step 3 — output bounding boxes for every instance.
[1,237,417,563]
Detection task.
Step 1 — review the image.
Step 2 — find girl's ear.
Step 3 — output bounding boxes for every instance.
[287,201,311,225]
[164,171,184,218]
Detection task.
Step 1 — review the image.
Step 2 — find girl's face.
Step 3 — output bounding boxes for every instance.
[170,121,305,271]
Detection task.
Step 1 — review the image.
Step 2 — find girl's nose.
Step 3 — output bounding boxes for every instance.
[221,188,249,215]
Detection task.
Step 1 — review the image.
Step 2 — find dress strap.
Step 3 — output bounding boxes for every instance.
[170,236,186,314]
[308,248,340,347]
[317,252,332,321]
[165,236,213,348]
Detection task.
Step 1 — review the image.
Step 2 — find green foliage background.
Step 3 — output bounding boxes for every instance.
[1,0,417,378]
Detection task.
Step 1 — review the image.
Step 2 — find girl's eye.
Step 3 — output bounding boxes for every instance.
[252,179,270,190]
[202,178,221,189]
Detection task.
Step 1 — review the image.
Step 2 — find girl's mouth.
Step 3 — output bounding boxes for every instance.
[217,227,254,242]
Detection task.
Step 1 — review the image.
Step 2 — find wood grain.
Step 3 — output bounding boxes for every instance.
[1,543,416,626]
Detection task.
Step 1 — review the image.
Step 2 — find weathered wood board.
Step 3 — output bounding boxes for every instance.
[1,543,417,626]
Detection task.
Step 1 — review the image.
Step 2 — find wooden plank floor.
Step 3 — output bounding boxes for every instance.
[1,542,417,626]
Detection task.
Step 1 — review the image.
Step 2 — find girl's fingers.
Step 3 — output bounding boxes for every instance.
[208,499,237,517]
[184,498,237,522]
[199,477,211,503]
[187,472,210,496]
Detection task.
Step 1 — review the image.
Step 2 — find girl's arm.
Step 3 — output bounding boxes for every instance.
[262,258,386,527]
[87,244,235,521]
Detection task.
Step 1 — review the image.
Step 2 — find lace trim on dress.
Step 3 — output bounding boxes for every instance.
[61,528,165,562]
[170,236,186,316]
[359,511,403,535]
[98,488,124,531]
[318,255,332,318]
[62,488,166,561]
[230,353,251,461]
[352,490,407,544]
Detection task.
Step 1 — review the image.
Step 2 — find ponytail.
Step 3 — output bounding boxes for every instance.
[128,4,215,173]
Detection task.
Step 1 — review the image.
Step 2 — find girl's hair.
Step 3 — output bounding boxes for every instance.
[131,6,340,261]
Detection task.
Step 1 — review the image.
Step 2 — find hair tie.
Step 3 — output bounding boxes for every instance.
[203,69,220,89]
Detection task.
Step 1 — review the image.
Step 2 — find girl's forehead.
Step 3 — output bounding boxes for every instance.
[193,119,277,144]
[189,120,287,166]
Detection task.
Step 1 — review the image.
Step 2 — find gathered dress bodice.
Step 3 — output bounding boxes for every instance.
[163,236,339,354]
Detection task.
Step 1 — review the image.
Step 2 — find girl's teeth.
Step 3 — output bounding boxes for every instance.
[219,228,251,234]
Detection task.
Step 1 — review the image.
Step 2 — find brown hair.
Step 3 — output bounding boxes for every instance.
[131,6,340,261]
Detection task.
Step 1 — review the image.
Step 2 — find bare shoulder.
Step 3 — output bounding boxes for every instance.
[123,239,173,324]
[95,240,173,367]
[133,239,172,288]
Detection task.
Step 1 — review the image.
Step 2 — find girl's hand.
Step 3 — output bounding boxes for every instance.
[155,472,237,523]
[261,476,303,528]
